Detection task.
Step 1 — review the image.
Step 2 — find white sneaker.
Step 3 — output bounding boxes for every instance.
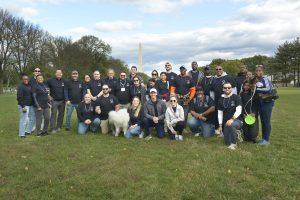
[215,129,220,135]
[139,132,144,139]
[178,135,183,141]
[175,135,179,140]
[145,135,152,140]
[194,133,200,137]
[227,144,237,150]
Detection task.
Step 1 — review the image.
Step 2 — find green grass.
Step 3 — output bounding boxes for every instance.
[0,88,299,200]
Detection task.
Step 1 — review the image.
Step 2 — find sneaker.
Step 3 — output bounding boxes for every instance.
[236,130,243,142]
[56,128,61,132]
[215,129,221,135]
[258,139,270,146]
[178,135,183,141]
[41,131,48,136]
[139,132,144,139]
[145,135,152,141]
[51,130,57,134]
[20,136,26,139]
[175,135,179,140]
[194,133,200,137]
[25,132,31,136]
[228,143,237,150]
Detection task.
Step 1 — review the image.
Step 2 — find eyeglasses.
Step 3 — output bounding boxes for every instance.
[120,74,126,76]
[223,87,231,89]
[103,88,109,90]
[170,100,177,102]
[165,65,171,67]
[216,68,223,71]
[34,70,41,72]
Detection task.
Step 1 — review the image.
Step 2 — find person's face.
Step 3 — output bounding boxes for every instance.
[102,86,109,94]
[85,75,91,82]
[22,76,29,84]
[192,62,198,70]
[131,68,137,74]
[120,73,126,80]
[55,70,63,79]
[161,74,167,81]
[71,71,78,80]
[132,98,140,107]
[215,66,223,76]
[255,67,264,78]
[243,83,250,91]
[165,63,172,71]
[37,76,44,83]
[149,81,155,87]
[204,68,211,76]
[180,69,186,76]
[152,71,158,79]
[240,66,247,73]
[246,71,253,80]
[150,92,157,99]
[84,94,91,103]
[170,97,177,107]
[133,78,140,86]
[223,84,232,95]
[93,71,100,80]
[33,68,41,77]
[197,91,205,100]
[108,70,114,78]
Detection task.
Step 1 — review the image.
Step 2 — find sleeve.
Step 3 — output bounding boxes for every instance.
[143,104,153,120]
[165,108,171,124]
[77,104,85,122]
[158,102,167,120]
[233,95,242,119]
[32,87,40,108]
[178,106,185,122]
[256,77,272,94]
[189,100,195,111]
[218,110,223,125]
[170,76,177,93]
[208,97,215,107]
[64,81,69,101]
[17,86,24,107]
[114,96,119,105]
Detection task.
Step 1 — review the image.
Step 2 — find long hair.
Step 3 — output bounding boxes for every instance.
[130,96,141,118]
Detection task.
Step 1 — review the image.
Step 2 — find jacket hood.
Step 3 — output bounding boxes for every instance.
[215,72,227,78]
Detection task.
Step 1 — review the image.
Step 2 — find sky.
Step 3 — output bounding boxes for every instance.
[1,0,300,74]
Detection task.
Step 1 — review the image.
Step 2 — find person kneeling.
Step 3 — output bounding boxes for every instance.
[165,95,185,140]
[143,88,167,139]
[77,94,101,134]
[125,97,144,139]
[187,90,215,138]
[218,83,243,150]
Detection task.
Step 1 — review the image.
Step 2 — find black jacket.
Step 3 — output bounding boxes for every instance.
[128,107,143,126]
[47,77,66,101]
[32,83,50,109]
[17,83,33,107]
[65,79,85,104]
[77,101,97,122]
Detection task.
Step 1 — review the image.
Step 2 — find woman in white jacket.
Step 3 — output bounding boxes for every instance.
[165,95,185,140]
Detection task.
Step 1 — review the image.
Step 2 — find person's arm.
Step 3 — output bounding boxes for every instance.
[32,91,40,108]
[157,102,167,120]
[77,104,85,122]
[165,108,171,125]
[233,105,242,119]
[17,86,24,108]
[256,77,272,93]
[189,86,196,100]
[64,81,69,102]
[202,106,215,117]
[143,103,153,120]
[177,106,185,122]
[218,110,223,126]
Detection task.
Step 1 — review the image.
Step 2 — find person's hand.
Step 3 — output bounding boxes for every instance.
[22,107,27,113]
[226,119,234,127]
[66,100,71,105]
[153,117,159,124]
[91,96,97,101]
[172,130,177,135]
[115,105,120,112]
[85,119,91,125]
[218,126,222,133]
[37,107,42,111]
[197,113,203,120]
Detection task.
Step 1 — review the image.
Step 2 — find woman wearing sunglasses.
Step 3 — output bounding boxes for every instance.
[130,76,146,105]
[217,82,243,150]
[165,95,185,140]
[151,70,159,81]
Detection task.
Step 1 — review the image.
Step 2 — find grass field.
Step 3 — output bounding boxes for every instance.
[0,88,299,200]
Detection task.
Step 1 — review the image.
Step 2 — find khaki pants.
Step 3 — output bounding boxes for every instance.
[100,119,111,134]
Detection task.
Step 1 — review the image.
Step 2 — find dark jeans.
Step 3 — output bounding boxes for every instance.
[223,119,242,145]
[243,117,259,142]
[259,101,274,141]
[168,121,185,140]
[50,100,65,131]
[35,108,50,134]
[143,118,165,138]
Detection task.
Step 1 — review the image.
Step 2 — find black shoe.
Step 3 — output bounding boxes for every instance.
[41,131,48,136]
[25,132,31,135]
[20,136,26,139]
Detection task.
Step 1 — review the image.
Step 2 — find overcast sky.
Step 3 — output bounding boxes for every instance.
[1,0,300,74]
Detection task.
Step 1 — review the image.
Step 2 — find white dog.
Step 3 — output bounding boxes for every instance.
[108,108,130,137]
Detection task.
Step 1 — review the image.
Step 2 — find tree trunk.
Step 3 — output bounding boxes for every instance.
[294,68,296,87]
[0,78,3,94]
[297,65,300,87]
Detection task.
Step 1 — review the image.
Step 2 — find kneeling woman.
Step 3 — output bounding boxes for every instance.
[218,82,243,150]
[125,97,144,139]
[77,94,101,134]
[165,95,185,140]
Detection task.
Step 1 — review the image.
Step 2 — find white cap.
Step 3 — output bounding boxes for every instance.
[150,88,157,93]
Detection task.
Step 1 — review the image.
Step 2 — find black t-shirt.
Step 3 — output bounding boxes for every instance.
[32,83,50,109]
[77,101,96,122]
[201,76,214,96]
[173,75,195,96]
[130,85,146,104]
[218,94,242,124]
[156,80,170,100]
[190,96,215,123]
[166,72,178,87]
[87,79,103,97]
[240,91,259,116]
[94,95,119,120]
[103,77,118,95]
[115,79,131,104]
[46,77,66,101]
[212,75,236,104]
[66,80,84,104]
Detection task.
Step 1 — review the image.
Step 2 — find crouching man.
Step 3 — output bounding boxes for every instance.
[77,94,101,134]
[217,82,243,150]
[143,88,167,139]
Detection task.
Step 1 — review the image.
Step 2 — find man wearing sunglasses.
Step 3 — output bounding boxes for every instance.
[29,67,42,88]
[103,69,118,95]
[164,62,178,88]
[64,70,85,131]
[188,61,204,91]
[217,82,243,150]
[115,72,131,109]
[94,84,120,134]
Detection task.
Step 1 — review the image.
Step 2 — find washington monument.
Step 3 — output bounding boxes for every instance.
[137,42,143,72]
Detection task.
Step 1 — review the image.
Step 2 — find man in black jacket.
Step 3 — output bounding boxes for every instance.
[115,72,131,109]
[47,69,66,133]
[65,70,85,131]
[103,69,118,95]
[236,65,248,94]
[17,74,35,138]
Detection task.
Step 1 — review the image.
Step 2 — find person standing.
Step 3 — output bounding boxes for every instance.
[255,65,276,145]
[146,78,157,101]
[130,76,147,105]
[187,90,215,138]
[103,69,118,95]
[236,65,248,94]
[87,70,104,101]
[151,70,159,81]
[47,69,66,133]
[77,94,101,135]
[156,72,170,102]
[17,74,35,138]
[143,88,167,139]
[65,70,85,131]
[165,95,185,140]
[94,84,120,134]
[201,65,214,97]
[164,62,178,88]
[29,67,42,88]
[129,66,143,86]
[170,66,196,121]
[32,75,50,137]
[114,72,131,109]
[83,74,91,94]
[125,97,144,139]
[217,82,243,150]
[188,61,204,91]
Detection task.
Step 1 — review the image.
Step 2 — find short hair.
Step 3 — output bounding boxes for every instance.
[223,82,232,87]
[256,64,264,69]
[160,72,167,76]
[102,84,109,88]
[148,78,156,83]
[131,66,137,69]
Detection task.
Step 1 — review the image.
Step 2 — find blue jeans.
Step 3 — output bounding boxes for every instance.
[259,101,274,141]
[223,119,242,145]
[187,117,215,137]
[18,105,35,136]
[125,125,142,139]
[65,103,79,129]
[143,118,165,138]
[78,118,101,135]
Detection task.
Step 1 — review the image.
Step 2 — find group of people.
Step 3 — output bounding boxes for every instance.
[17,62,276,150]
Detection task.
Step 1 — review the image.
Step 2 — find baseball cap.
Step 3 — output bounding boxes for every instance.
[150,88,157,93]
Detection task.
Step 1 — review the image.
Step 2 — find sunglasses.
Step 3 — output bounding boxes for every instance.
[223,87,231,89]
[170,100,177,102]
[34,70,41,72]
[120,74,126,76]
[103,88,109,90]
[165,65,171,67]
[134,80,139,82]
[152,74,158,76]
[216,68,223,71]
[72,73,78,75]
